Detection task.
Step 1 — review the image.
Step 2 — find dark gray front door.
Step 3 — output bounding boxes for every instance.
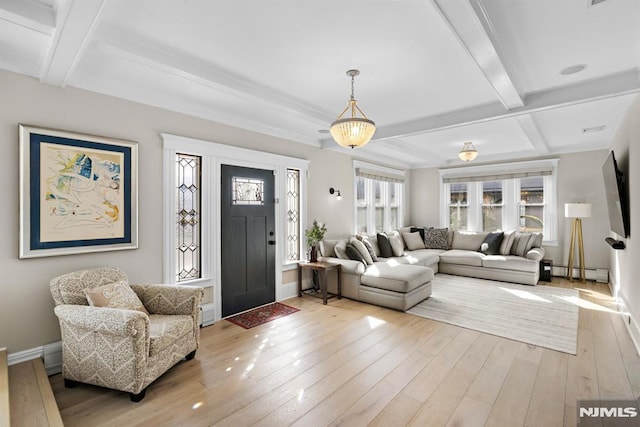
[221,165,276,317]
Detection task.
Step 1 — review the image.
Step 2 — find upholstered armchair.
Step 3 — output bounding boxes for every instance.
[50,267,203,402]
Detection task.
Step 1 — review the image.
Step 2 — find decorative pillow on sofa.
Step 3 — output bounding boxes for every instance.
[531,232,543,248]
[480,232,504,255]
[376,233,394,258]
[510,232,536,257]
[349,237,374,265]
[402,231,426,250]
[334,239,349,259]
[84,281,149,314]
[410,227,426,243]
[499,230,516,255]
[388,231,405,257]
[357,235,379,261]
[319,239,338,257]
[345,243,367,265]
[424,227,451,250]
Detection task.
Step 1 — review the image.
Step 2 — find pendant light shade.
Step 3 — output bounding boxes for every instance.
[330,70,376,149]
[458,141,478,162]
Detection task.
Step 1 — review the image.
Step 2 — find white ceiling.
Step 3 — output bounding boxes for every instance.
[1,0,639,168]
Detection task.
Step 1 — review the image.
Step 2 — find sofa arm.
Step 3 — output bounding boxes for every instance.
[54,304,149,337]
[318,257,366,274]
[526,247,545,262]
[130,284,203,317]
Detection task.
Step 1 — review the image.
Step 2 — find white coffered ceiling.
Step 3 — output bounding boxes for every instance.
[1,0,639,168]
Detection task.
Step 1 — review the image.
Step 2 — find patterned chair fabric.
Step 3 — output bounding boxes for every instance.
[50,267,203,400]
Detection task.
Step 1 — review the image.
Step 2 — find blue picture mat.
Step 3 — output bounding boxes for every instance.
[29,133,132,250]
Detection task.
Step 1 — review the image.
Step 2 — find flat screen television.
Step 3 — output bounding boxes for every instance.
[602,150,629,238]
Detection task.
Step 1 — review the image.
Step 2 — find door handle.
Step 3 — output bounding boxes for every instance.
[268,240,276,245]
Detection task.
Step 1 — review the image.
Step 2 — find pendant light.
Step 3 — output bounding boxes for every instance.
[330,69,376,149]
[458,141,478,162]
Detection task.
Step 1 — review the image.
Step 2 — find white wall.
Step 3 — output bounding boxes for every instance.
[0,70,367,353]
[608,94,640,346]
[409,150,612,271]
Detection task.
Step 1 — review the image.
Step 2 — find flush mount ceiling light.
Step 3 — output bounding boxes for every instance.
[330,69,376,149]
[458,141,478,162]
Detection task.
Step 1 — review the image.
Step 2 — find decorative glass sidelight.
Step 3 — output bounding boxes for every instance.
[232,176,264,205]
[176,154,201,281]
[286,169,300,261]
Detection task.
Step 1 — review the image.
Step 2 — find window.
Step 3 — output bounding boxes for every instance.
[448,183,468,231]
[440,159,558,243]
[176,153,201,282]
[519,176,544,233]
[354,162,404,234]
[482,181,503,231]
[286,168,300,262]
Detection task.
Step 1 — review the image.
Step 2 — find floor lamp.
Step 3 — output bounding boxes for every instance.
[565,203,591,282]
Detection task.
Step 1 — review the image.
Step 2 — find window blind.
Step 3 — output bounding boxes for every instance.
[355,167,404,183]
[443,170,552,184]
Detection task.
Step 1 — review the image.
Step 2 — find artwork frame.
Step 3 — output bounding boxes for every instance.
[19,124,138,258]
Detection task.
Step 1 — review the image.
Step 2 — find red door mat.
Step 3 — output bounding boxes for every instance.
[225,302,300,329]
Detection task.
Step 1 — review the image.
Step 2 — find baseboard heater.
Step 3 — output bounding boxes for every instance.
[551,266,609,283]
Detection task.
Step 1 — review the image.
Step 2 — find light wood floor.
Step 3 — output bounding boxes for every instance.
[50,278,640,427]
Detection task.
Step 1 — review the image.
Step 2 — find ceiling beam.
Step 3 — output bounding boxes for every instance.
[432,0,524,109]
[321,69,640,149]
[515,115,550,154]
[40,0,109,87]
[94,26,334,125]
[0,0,55,35]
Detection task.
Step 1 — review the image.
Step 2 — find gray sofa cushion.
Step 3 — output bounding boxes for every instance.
[482,255,539,273]
[334,239,349,259]
[388,231,405,256]
[438,249,486,267]
[319,239,338,257]
[346,243,367,265]
[451,231,489,251]
[360,234,380,257]
[500,230,516,255]
[362,263,434,293]
[403,249,443,266]
[349,237,373,265]
[510,232,536,257]
[402,231,425,250]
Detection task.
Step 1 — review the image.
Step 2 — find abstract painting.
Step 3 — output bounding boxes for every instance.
[19,125,138,258]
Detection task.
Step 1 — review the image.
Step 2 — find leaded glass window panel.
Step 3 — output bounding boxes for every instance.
[286,168,300,261]
[176,154,201,282]
[232,177,264,205]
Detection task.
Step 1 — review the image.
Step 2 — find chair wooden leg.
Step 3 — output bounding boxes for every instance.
[64,379,77,388]
[129,389,146,402]
[185,350,196,360]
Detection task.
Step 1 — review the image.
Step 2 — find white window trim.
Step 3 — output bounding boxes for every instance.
[439,159,558,245]
[162,133,309,322]
[353,160,405,234]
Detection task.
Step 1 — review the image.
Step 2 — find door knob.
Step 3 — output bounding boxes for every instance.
[268,240,276,245]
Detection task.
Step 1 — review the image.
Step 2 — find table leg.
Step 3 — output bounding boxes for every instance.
[337,266,342,299]
[297,264,302,297]
[321,270,328,304]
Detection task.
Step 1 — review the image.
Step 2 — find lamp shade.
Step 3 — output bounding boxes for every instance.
[565,203,592,218]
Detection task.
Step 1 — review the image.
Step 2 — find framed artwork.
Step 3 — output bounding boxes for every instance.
[19,125,138,258]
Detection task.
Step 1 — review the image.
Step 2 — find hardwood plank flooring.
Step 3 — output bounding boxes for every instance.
[49,278,640,427]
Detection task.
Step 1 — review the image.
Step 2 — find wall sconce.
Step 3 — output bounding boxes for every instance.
[329,187,342,200]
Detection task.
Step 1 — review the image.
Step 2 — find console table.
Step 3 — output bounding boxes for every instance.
[297,261,342,305]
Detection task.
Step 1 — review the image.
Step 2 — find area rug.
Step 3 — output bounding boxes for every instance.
[406,274,579,354]
[226,302,300,329]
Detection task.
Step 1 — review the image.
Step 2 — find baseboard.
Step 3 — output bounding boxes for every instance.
[279,281,299,301]
[616,292,640,356]
[7,346,43,366]
[551,266,609,282]
[43,341,62,376]
[200,303,216,327]
[8,342,63,376]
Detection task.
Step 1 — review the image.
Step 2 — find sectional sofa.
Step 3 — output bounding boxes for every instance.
[317,227,545,311]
